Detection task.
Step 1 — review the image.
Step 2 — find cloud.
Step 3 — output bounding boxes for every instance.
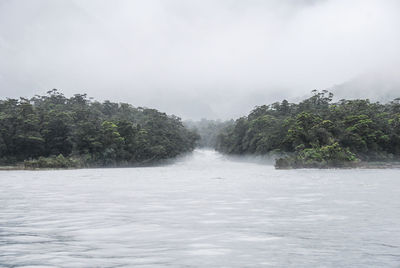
[0,0,399,119]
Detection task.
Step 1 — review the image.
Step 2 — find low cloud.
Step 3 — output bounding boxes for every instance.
[0,0,399,119]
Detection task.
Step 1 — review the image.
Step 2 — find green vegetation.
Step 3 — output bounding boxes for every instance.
[24,155,82,169]
[2,89,400,169]
[274,143,359,169]
[216,90,400,168]
[0,90,198,168]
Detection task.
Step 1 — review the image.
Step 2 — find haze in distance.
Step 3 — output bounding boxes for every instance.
[0,0,399,119]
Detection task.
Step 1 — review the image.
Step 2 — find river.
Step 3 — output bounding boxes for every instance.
[1,149,400,267]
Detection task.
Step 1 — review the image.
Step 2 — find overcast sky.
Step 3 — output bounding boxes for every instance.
[1,0,399,119]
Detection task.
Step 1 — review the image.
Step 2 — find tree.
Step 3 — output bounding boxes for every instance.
[0,90,199,167]
[216,90,400,168]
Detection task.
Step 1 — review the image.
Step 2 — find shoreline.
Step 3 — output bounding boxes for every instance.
[2,161,400,171]
[275,161,400,170]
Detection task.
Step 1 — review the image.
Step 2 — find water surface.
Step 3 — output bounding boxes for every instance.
[1,150,400,267]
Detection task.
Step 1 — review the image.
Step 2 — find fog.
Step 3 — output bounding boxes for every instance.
[0,0,399,119]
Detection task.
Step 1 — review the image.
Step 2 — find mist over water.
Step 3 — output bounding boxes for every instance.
[1,149,400,267]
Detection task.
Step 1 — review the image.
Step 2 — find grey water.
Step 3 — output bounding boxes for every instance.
[1,149,400,268]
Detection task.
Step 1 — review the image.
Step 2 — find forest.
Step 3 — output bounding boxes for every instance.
[0,90,199,168]
[2,89,400,169]
[216,90,400,168]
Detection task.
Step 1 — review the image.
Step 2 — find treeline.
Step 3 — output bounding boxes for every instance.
[0,90,198,168]
[216,90,400,168]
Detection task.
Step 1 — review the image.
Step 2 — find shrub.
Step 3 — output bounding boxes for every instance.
[24,154,82,169]
[275,143,358,169]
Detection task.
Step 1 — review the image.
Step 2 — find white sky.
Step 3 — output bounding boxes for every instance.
[1,0,399,119]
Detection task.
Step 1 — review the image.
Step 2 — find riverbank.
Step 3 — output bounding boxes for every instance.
[0,165,80,171]
[2,160,400,171]
[0,165,26,171]
[274,161,400,169]
[0,153,192,171]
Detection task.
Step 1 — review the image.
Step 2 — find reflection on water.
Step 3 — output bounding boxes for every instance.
[1,149,400,267]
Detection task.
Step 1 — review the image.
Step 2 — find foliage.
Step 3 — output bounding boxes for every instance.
[0,90,199,167]
[216,90,400,168]
[275,143,359,169]
[24,154,82,169]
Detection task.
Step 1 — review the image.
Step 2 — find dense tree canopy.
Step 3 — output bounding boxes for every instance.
[0,90,198,168]
[216,90,400,168]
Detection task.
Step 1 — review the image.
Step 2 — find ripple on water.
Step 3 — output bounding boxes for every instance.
[186,248,231,256]
[235,235,283,242]
[1,149,400,267]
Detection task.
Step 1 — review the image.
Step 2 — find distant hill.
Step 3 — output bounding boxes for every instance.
[331,72,400,102]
